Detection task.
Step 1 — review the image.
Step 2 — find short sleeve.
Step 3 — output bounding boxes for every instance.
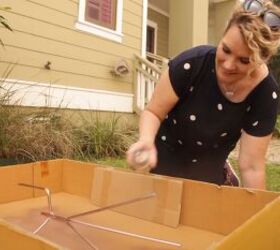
[243,75,279,137]
[168,45,214,99]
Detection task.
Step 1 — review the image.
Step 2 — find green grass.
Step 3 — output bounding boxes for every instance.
[95,157,129,169]
[98,157,280,192]
[266,163,280,192]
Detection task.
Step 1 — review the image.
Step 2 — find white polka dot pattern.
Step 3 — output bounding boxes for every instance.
[184,63,191,70]
[246,106,251,112]
[158,46,278,181]
[190,115,196,121]
[252,121,258,127]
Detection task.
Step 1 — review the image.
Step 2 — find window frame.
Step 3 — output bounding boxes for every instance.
[146,20,158,54]
[76,0,123,43]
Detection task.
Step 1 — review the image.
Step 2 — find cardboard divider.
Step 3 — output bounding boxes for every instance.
[0,163,36,204]
[180,179,279,235]
[90,166,183,227]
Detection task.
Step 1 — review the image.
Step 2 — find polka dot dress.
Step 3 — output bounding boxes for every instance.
[151,45,279,185]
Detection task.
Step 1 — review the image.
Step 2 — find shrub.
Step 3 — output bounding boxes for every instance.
[10,109,81,162]
[74,112,137,160]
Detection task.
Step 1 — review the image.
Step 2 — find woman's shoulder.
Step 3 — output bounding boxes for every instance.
[266,73,279,91]
[168,45,216,73]
[167,46,216,98]
[249,72,279,103]
[254,73,279,93]
[170,45,216,63]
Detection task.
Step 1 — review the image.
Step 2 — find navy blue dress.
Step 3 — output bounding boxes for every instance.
[151,45,279,185]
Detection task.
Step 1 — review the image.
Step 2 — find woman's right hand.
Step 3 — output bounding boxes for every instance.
[126,140,158,170]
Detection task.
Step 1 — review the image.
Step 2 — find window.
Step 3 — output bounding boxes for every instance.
[146,26,155,53]
[76,0,123,43]
[146,20,157,54]
[85,0,116,30]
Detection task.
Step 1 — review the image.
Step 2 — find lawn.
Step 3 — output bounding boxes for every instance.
[265,163,280,192]
[229,158,280,192]
[97,158,280,192]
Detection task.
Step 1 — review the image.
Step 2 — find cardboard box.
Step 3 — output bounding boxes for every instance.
[0,159,279,250]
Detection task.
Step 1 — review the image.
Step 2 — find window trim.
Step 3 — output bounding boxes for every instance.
[147,20,158,54]
[76,0,123,43]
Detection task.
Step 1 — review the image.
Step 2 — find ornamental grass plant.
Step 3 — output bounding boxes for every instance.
[0,105,137,163]
[0,64,137,164]
[73,112,138,160]
[0,88,137,164]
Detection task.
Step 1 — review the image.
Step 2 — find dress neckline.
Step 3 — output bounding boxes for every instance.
[211,53,269,105]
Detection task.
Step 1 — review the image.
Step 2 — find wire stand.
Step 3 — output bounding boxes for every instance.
[18,183,181,249]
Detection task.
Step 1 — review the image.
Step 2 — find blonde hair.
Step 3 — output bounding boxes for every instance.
[224,1,280,63]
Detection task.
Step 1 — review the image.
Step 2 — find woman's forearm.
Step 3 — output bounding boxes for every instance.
[240,166,266,189]
[139,109,161,143]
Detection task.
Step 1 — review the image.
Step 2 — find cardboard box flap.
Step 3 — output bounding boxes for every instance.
[180,179,279,235]
[0,219,62,250]
[212,196,280,250]
[90,166,183,227]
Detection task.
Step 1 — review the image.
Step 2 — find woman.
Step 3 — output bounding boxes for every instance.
[127,0,280,189]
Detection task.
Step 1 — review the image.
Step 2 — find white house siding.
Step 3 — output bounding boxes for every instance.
[0,0,144,112]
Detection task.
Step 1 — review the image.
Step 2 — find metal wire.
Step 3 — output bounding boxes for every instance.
[18,183,181,249]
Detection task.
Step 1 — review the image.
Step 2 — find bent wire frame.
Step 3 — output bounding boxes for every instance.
[18,183,181,250]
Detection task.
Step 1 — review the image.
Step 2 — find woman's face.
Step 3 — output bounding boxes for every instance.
[216,25,258,84]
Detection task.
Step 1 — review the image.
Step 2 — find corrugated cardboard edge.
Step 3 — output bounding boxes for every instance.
[0,219,65,250]
[210,196,280,250]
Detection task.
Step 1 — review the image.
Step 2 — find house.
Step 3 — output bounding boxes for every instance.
[0,0,236,116]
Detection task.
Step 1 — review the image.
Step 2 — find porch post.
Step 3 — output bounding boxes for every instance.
[168,0,209,57]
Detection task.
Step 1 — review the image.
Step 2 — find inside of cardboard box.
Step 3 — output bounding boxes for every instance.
[0,159,279,250]
[0,192,224,250]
